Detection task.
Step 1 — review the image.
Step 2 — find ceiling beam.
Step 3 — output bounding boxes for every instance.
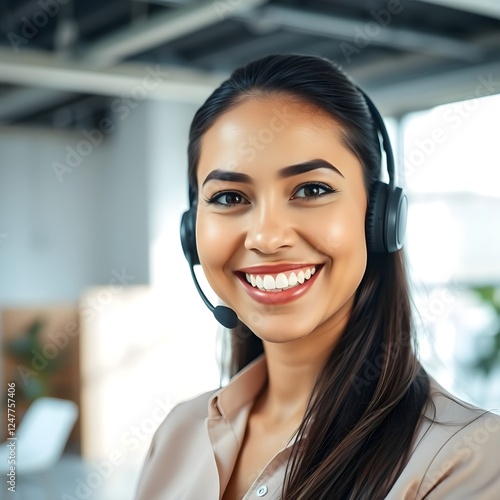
[348,44,487,83]
[236,5,484,62]
[1,45,497,121]
[418,0,500,20]
[78,0,268,66]
[192,31,301,67]
[367,60,500,115]
[0,0,267,122]
[0,48,226,121]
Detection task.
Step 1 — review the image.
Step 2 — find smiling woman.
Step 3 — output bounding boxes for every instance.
[196,97,368,345]
[134,54,500,500]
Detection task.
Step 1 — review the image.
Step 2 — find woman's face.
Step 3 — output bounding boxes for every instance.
[196,96,368,344]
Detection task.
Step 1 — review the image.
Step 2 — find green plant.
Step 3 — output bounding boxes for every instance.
[470,286,500,375]
[4,318,66,401]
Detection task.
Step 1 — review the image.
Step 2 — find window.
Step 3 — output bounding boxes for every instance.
[401,93,500,408]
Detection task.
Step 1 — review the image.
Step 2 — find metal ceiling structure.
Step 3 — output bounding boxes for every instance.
[1,0,500,129]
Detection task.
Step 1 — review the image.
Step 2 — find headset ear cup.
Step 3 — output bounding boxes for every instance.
[180,208,200,266]
[366,181,388,253]
[385,187,408,253]
[366,181,408,253]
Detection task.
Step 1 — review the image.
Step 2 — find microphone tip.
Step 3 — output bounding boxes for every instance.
[213,306,238,329]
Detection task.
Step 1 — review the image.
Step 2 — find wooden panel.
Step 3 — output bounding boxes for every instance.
[1,306,80,451]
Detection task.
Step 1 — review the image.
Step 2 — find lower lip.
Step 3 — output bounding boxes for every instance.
[237,267,322,306]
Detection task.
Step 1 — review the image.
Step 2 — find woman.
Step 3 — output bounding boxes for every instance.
[135,54,500,499]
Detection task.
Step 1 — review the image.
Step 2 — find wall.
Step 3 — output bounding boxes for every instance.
[0,103,150,306]
[0,97,221,466]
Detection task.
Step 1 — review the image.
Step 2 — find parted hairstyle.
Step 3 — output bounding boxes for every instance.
[187,53,431,500]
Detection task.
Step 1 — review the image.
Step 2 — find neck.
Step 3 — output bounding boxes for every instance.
[257,302,352,424]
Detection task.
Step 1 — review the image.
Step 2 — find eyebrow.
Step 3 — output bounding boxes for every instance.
[279,159,345,179]
[201,159,344,187]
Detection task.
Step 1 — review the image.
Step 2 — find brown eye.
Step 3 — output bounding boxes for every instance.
[208,191,249,206]
[292,183,335,199]
[222,193,243,205]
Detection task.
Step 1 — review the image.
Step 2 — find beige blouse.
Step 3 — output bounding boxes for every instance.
[134,354,500,499]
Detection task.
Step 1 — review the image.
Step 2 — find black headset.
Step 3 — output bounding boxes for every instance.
[179,87,407,328]
[180,186,201,268]
[357,87,407,254]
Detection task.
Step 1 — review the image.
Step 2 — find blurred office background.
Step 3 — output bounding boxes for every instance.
[0,0,499,498]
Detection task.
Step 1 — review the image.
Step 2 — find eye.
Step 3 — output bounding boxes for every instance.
[206,191,249,207]
[291,182,336,200]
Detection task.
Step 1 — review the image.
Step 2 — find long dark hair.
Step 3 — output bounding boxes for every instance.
[187,53,430,499]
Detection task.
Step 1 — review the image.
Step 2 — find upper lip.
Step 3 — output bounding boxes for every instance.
[237,263,321,274]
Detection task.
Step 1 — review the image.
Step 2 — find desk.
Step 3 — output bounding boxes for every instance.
[11,454,141,500]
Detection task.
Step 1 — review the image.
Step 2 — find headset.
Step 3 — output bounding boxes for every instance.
[180,86,407,328]
[358,87,408,255]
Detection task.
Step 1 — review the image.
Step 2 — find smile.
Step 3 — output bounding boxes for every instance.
[236,264,323,305]
[244,266,317,292]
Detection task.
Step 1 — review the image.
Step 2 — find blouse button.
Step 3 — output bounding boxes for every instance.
[256,485,268,496]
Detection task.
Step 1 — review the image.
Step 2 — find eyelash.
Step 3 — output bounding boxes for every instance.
[292,182,337,201]
[205,192,249,207]
[205,182,337,207]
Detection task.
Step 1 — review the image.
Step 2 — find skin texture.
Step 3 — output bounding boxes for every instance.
[196,95,369,498]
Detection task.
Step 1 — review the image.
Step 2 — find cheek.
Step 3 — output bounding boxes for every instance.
[309,207,367,257]
[196,214,223,265]
[196,212,238,285]
[316,214,368,307]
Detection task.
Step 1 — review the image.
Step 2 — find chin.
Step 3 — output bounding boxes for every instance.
[242,316,316,344]
[254,331,310,345]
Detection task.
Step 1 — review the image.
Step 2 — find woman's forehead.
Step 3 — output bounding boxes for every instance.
[208,95,339,133]
[198,97,348,164]
[196,97,364,189]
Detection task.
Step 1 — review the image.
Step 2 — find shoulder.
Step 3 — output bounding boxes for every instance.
[395,378,500,499]
[152,388,218,446]
[134,389,221,500]
[424,378,500,442]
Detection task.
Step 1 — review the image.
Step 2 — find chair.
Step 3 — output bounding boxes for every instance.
[0,397,78,474]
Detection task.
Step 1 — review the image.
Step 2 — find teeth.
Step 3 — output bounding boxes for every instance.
[246,273,257,287]
[275,273,288,288]
[244,266,318,291]
[263,275,276,290]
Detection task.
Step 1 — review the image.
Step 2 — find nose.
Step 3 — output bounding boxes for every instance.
[244,202,295,254]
